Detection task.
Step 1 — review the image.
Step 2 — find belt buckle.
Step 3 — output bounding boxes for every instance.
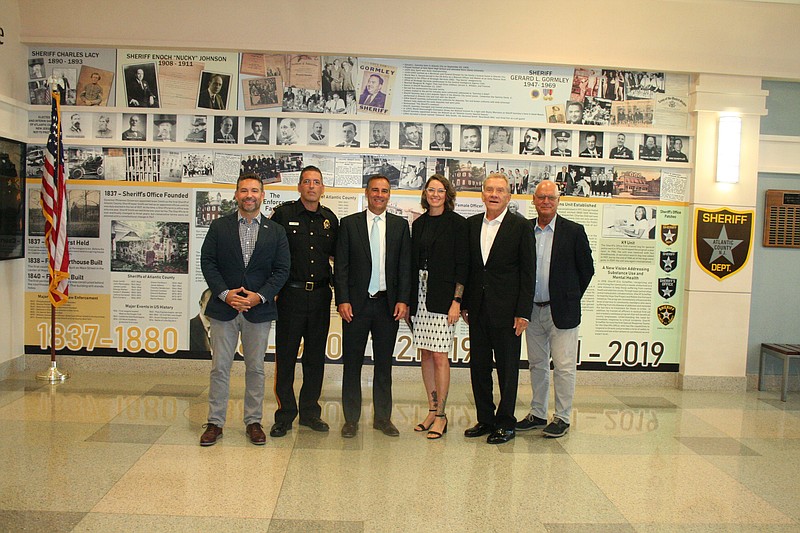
[304,281,314,291]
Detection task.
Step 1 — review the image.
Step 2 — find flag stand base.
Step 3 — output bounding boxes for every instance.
[36,361,69,383]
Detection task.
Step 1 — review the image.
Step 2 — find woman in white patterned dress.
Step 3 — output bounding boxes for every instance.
[409,175,468,439]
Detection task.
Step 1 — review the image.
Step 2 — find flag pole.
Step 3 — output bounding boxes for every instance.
[37,77,69,383]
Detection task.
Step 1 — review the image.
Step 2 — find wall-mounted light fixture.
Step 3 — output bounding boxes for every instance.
[716,114,742,183]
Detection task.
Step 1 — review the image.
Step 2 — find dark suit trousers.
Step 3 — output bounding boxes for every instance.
[274,286,331,424]
[341,295,398,423]
[468,300,522,430]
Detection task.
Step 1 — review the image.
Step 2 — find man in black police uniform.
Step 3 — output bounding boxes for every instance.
[269,165,338,437]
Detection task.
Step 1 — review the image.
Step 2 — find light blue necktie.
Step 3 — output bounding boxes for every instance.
[369,216,381,295]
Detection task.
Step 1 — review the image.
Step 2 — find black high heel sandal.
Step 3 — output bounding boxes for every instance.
[414,409,437,432]
[427,414,448,440]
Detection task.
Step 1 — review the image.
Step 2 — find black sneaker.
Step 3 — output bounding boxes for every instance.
[542,418,570,438]
[515,414,548,431]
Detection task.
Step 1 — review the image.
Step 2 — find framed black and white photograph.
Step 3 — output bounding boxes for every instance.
[429,124,452,151]
[666,135,690,162]
[277,118,301,146]
[123,63,159,108]
[121,113,147,141]
[335,121,361,148]
[579,131,604,158]
[519,127,545,156]
[243,117,269,145]
[639,134,663,161]
[94,113,115,140]
[488,127,514,154]
[608,132,635,160]
[459,125,482,153]
[153,114,177,142]
[399,122,422,150]
[197,71,231,110]
[213,116,239,144]
[307,120,329,146]
[180,115,208,143]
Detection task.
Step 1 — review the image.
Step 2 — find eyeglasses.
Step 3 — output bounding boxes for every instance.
[426,188,446,195]
[534,194,559,201]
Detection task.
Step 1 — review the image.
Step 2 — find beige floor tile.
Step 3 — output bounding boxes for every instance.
[0,510,86,532]
[86,422,170,444]
[0,441,151,511]
[703,439,800,522]
[633,525,800,532]
[0,390,141,424]
[108,394,204,426]
[674,437,760,456]
[572,454,794,525]
[273,446,625,529]
[268,519,364,532]
[686,408,800,438]
[73,512,270,532]
[91,444,292,518]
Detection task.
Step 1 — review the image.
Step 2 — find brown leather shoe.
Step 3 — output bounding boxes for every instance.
[341,421,358,438]
[246,423,267,445]
[200,423,223,446]
[373,419,400,437]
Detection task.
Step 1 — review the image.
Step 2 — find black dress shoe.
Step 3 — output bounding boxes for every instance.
[299,417,330,432]
[373,419,400,437]
[341,422,358,438]
[269,421,291,438]
[487,427,515,444]
[464,422,494,438]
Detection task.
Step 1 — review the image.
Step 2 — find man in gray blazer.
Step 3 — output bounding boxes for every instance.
[517,180,594,438]
[334,175,411,438]
[199,173,290,446]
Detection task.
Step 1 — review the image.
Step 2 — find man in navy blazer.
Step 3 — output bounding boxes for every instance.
[461,173,535,444]
[517,180,594,438]
[334,175,411,438]
[199,173,290,446]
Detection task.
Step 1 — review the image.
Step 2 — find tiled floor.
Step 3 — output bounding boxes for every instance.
[1,369,799,532]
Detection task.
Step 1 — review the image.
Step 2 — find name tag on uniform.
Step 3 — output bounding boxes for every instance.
[289,221,300,226]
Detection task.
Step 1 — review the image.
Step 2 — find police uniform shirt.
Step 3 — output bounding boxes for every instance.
[271,199,338,284]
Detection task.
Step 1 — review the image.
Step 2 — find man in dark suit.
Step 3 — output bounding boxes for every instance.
[198,74,226,110]
[334,175,411,438]
[579,132,603,158]
[429,123,452,151]
[189,288,212,353]
[199,173,290,446]
[461,173,535,444]
[127,68,156,107]
[516,180,594,438]
[244,119,268,144]
[358,74,387,109]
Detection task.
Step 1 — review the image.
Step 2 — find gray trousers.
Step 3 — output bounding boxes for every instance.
[525,305,579,425]
[207,314,271,426]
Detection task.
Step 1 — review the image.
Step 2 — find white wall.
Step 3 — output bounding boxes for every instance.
[0,1,27,369]
[17,0,800,80]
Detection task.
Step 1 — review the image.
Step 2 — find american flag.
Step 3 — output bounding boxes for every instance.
[42,88,70,306]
